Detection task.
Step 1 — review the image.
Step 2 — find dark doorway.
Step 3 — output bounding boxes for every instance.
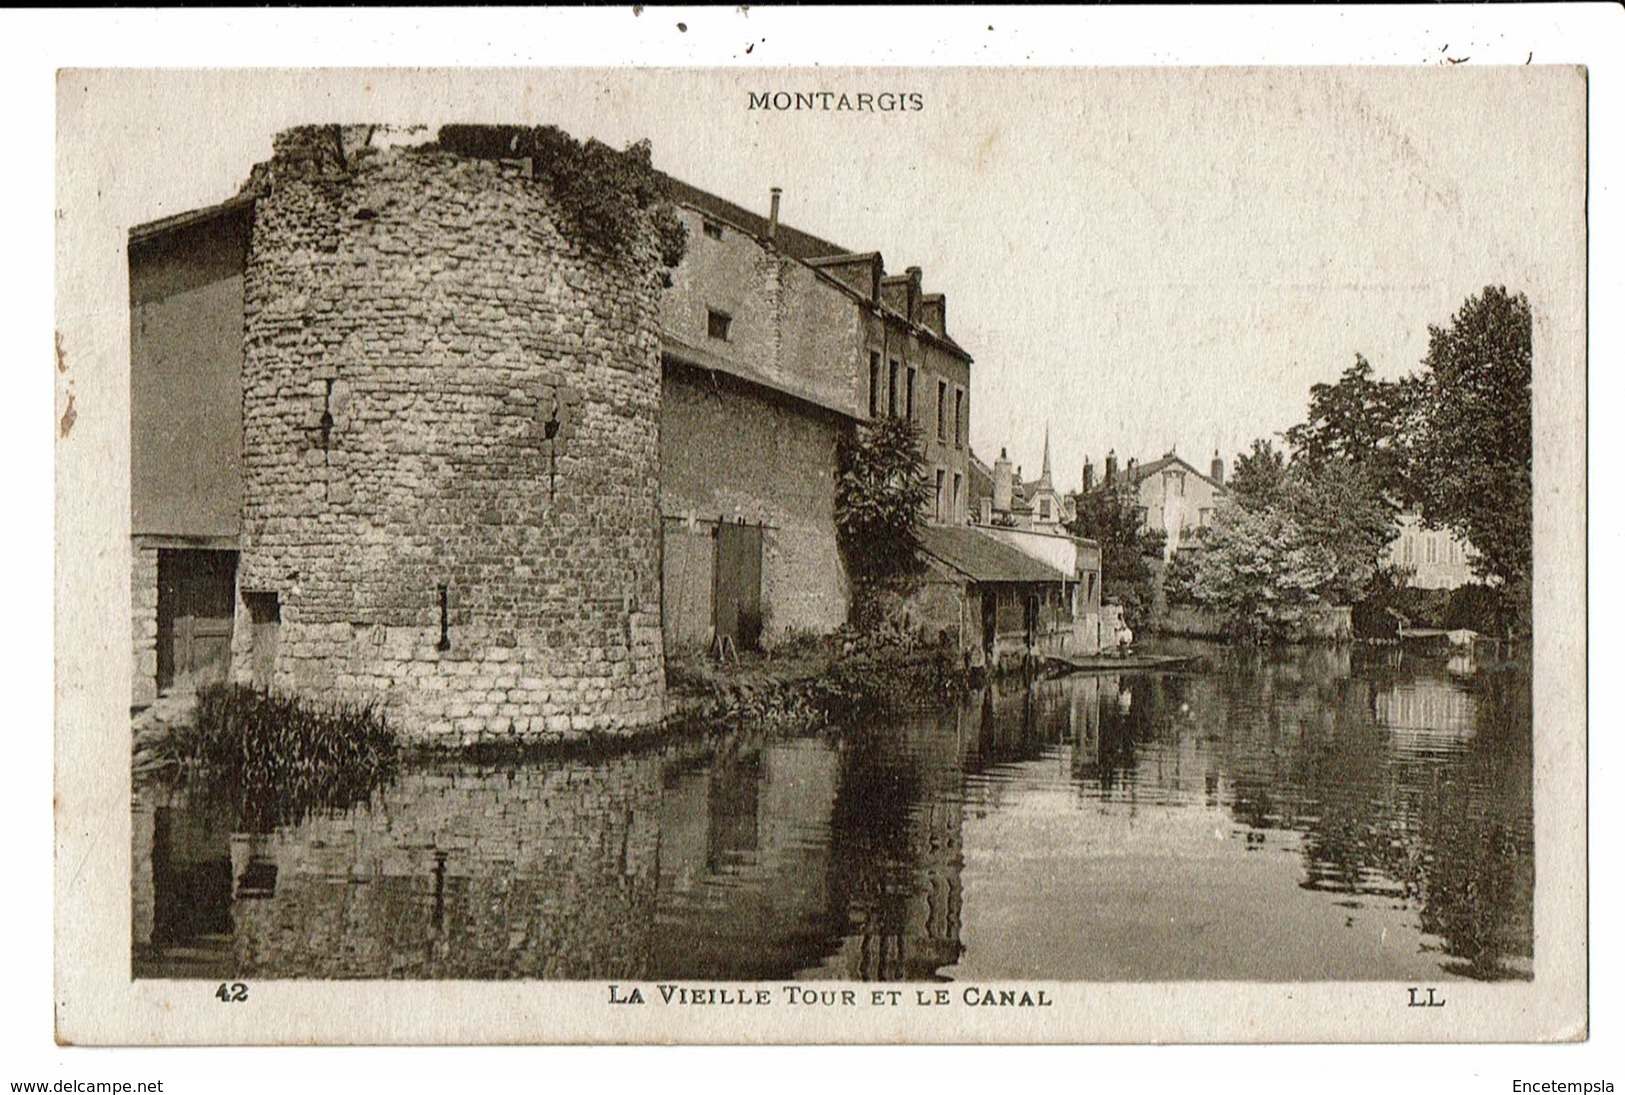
[981,588,997,662]
[713,520,764,652]
[156,549,238,693]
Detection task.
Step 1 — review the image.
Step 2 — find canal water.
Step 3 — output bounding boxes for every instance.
[133,644,1533,982]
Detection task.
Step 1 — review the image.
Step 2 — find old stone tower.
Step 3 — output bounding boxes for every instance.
[232,127,667,739]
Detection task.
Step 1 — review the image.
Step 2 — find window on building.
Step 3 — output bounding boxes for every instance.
[935,469,946,521]
[1403,536,1414,563]
[702,219,724,240]
[1199,507,1213,526]
[954,389,965,449]
[1039,497,1052,521]
[888,359,900,417]
[1426,537,1438,564]
[952,472,962,519]
[707,309,732,341]
[1450,541,1460,564]
[937,380,948,440]
[869,353,882,418]
[906,368,917,422]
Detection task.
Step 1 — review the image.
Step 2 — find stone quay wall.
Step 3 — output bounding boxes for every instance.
[235,129,667,741]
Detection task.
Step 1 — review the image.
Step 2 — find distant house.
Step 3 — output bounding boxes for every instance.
[1079,450,1228,559]
[1383,513,1479,590]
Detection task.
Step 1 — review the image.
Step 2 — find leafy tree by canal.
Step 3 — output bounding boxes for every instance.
[1284,353,1423,508]
[1174,287,1532,641]
[1410,286,1533,622]
[835,416,931,618]
[1226,438,1290,512]
[1174,445,1398,640]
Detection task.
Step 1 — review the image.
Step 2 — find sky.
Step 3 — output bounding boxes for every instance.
[72,64,1584,492]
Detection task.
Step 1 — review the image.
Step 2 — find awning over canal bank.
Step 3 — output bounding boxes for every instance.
[917,525,1071,584]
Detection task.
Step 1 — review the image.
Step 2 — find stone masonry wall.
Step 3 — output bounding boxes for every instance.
[236,129,667,741]
[131,542,159,708]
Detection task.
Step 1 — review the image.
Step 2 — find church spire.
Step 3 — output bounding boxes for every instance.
[1040,425,1052,483]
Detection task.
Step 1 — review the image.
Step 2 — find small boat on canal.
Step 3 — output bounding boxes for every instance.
[1044,651,1205,674]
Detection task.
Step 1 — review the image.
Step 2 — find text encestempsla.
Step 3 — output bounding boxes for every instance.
[749,91,925,113]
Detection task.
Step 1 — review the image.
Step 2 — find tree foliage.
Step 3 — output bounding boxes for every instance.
[436,125,688,268]
[1227,438,1290,511]
[1179,442,1399,640]
[1180,503,1341,642]
[1178,287,1531,639]
[1411,286,1533,592]
[835,416,931,586]
[1284,354,1421,507]
[1066,484,1166,630]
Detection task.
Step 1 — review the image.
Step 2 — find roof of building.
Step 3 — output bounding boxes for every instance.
[967,451,995,500]
[128,193,257,246]
[1123,453,1227,494]
[663,175,850,263]
[665,177,972,364]
[918,525,1071,584]
[661,330,859,422]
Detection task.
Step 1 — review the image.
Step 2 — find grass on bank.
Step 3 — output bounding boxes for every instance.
[140,684,399,831]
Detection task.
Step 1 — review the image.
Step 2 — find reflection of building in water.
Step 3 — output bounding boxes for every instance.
[1059,673,1230,807]
[132,798,239,979]
[826,721,967,981]
[652,739,844,980]
[136,753,669,979]
[1374,680,1478,743]
[653,720,968,982]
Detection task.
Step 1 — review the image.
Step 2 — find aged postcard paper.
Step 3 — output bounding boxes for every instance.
[54,46,1589,1050]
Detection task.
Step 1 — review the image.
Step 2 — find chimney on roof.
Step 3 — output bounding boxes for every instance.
[1104,450,1118,485]
[1211,450,1225,485]
[767,187,782,242]
[993,448,1014,513]
[1126,457,1138,481]
[1082,458,1096,493]
[905,266,922,324]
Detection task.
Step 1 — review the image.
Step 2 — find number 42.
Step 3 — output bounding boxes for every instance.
[214,982,248,1003]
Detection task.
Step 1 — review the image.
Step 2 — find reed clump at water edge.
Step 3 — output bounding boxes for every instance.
[141,684,399,831]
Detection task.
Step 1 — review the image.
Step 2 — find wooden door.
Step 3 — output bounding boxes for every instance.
[157,550,237,692]
[713,521,763,652]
